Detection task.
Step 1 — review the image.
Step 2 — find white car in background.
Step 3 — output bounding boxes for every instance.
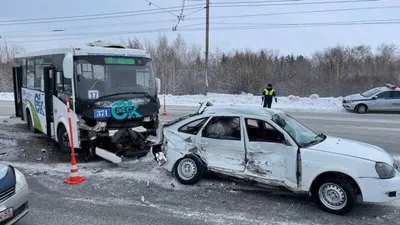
[0,162,29,224]
[152,102,400,215]
[342,83,400,114]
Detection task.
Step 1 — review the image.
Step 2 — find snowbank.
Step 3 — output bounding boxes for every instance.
[0,92,13,101]
[0,92,344,112]
[160,93,344,112]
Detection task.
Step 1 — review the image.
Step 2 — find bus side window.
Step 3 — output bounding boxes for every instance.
[56,71,72,98]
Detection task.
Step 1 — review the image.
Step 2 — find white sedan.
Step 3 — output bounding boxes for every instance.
[151,102,400,215]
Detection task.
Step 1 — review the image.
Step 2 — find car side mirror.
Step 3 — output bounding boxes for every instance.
[372,96,378,100]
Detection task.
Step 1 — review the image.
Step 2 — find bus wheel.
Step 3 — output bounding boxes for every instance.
[26,111,36,133]
[57,125,71,153]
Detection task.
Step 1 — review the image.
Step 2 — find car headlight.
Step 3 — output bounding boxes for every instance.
[375,162,396,179]
[14,168,27,193]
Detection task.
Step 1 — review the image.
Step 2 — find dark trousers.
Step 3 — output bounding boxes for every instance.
[263,98,272,108]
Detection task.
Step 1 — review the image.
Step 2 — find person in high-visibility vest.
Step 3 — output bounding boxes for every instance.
[262,84,277,108]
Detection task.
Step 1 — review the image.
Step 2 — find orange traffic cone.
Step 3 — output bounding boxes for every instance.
[64,97,85,185]
[162,94,168,116]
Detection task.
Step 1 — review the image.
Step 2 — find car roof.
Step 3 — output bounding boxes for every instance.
[201,105,283,118]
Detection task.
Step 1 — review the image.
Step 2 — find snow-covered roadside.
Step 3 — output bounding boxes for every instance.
[0,92,344,112]
[161,93,344,112]
[0,92,14,101]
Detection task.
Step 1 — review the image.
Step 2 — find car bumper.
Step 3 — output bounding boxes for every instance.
[342,103,356,110]
[356,173,400,203]
[1,184,29,225]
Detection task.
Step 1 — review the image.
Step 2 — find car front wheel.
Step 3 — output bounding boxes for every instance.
[174,155,204,185]
[355,104,368,114]
[315,178,356,215]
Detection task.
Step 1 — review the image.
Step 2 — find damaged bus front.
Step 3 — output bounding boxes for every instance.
[13,43,161,163]
[73,51,161,162]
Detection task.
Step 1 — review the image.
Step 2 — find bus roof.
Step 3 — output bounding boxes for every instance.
[15,45,151,59]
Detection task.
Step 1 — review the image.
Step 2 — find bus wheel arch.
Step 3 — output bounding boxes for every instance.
[56,122,71,153]
[25,108,36,133]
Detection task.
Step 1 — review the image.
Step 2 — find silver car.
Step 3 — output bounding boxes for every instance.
[342,83,400,114]
[0,162,29,225]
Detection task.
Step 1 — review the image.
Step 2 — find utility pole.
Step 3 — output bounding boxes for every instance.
[204,0,210,95]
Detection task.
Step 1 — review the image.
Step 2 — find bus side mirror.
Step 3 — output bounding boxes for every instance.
[156,78,161,94]
[63,53,74,79]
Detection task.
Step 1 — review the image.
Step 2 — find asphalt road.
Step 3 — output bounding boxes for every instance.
[0,101,399,225]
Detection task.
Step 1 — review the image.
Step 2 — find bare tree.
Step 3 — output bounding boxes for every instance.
[0,42,25,92]
[2,36,400,97]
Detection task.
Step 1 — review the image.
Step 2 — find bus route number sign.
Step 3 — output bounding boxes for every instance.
[93,109,111,119]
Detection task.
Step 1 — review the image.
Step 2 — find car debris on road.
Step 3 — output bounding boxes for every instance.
[151,101,400,215]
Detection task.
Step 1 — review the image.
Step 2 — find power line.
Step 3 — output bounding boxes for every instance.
[212,0,303,3]
[208,19,400,27]
[144,0,179,17]
[4,18,400,44]
[2,5,396,35]
[188,5,400,20]
[211,0,381,7]
[173,0,186,31]
[181,19,400,30]
[0,5,204,26]
[184,7,206,18]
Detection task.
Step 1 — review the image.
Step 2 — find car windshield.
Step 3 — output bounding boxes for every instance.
[74,56,156,100]
[361,88,380,97]
[272,113,325,148]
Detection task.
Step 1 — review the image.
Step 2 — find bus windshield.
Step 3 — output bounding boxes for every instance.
[74,56,156,100]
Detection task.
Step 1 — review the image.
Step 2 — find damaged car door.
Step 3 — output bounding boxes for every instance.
[243,118,299,190]
[196,116,246,173]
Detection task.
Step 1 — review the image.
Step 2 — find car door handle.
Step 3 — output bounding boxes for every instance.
[249,145,260,150]
[198,140,208,145]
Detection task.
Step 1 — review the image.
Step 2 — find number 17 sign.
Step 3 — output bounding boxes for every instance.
[88,90,99,99]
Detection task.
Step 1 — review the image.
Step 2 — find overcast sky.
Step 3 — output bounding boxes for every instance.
[0,0,399,56]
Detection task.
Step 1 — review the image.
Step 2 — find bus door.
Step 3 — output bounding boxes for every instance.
[12,66,23,118]
[43,66,56,139]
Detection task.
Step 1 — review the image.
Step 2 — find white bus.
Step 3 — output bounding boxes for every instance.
[12,41,161,161]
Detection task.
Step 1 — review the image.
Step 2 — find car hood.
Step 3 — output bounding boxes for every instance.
[0,163,9,179]
[344,93,368,101]
[307,136,394,164]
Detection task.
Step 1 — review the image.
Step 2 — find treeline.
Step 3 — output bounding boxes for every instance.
[1,35,400,97]
[127,34,400,97]
[0,43,24,92]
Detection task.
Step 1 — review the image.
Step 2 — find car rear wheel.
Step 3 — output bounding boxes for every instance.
[314,177,356,215]
[355,104,368,114]
[174,155,204,185]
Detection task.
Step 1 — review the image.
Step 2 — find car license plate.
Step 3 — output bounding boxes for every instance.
[0,207,13,222]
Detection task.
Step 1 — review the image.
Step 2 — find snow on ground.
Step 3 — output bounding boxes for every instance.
[162,93,344,112]
[0,92,344,112]
[0,92,13,101]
